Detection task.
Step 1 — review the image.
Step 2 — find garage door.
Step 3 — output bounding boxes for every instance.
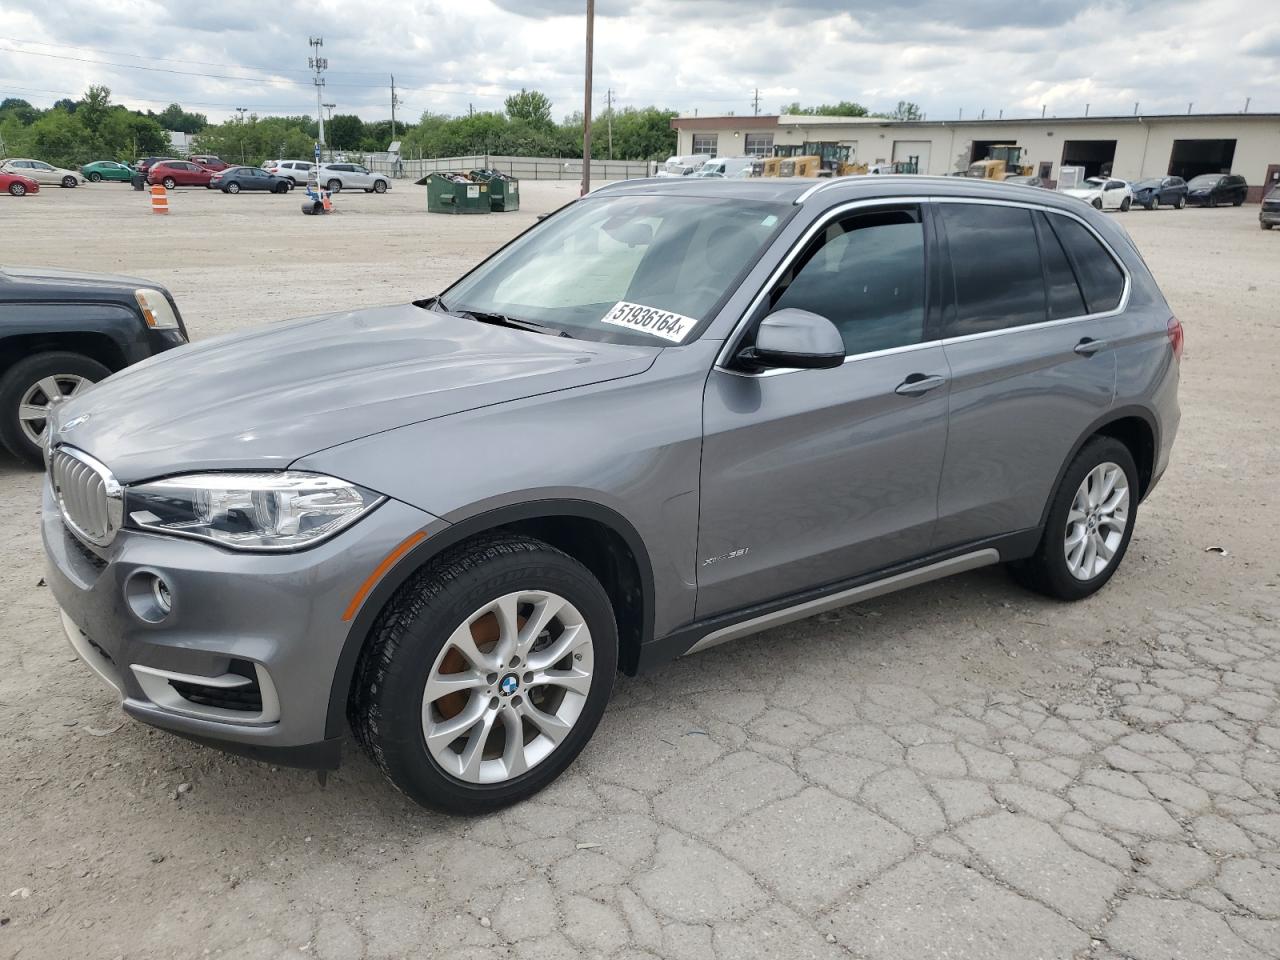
[893,140,931,174]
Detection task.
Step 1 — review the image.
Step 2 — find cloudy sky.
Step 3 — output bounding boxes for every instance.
[2,0,1277,124]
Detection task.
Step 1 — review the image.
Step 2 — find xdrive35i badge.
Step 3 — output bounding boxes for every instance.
[702,547,750,566]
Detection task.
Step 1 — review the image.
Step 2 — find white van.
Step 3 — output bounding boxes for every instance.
[656,154,712,177]
[693,157,754,179]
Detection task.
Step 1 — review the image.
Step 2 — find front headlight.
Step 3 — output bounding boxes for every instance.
[134,288,180,330]
[126,472,384,551]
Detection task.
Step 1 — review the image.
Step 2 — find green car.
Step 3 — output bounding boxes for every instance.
[81,160,136,183]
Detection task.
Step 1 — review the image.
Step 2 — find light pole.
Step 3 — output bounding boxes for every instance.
[308,37,328,149]
[235,107,247,163]
[581,0,594,195]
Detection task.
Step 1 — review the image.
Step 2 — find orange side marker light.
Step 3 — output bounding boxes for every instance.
[342,531,427,622]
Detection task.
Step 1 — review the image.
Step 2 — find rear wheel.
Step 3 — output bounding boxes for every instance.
[1120,197,1131,212]
[87,172,102,183]
[1009,436,1138,601]
[1262,222,1273,231]
[61,176,77,188]
[350,535,617,813]
[1175,195,1185,209]
[0,352,110,466]
[1232,198,1244,207]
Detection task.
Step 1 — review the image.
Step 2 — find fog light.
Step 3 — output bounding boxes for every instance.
[125,571,174,623]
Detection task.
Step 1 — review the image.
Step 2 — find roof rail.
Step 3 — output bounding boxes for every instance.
[793,176,855,204]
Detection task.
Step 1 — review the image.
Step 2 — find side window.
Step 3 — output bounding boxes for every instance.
[769,206,927,357]
[1034,213,1087,319]
[940,203,1046,335]
[1046,213,1125,314]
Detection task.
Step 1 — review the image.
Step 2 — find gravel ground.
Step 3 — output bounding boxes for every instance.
[1,182,1278,960]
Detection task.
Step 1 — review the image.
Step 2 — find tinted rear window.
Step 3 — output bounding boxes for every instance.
[1035,213,1088,319]
[940,203,1046,335]
[1046,214,1125,314]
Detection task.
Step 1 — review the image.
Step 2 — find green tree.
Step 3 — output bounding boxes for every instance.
[77,85,113,134]
[875,100,922,121]
[780,101,869,117]
[155,102,208,133]
[505,89,553,128]
[327,113,365,150]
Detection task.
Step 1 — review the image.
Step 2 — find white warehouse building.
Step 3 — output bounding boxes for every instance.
[671,113,1280,200]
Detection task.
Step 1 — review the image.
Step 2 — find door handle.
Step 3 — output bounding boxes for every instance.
[1074,338,1109,356]
[895,373,948,397]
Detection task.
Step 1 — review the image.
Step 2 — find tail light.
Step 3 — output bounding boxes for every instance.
[1167,316,1184,362]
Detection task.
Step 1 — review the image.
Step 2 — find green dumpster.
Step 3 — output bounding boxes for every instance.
[422,172,490,214]
[470,169,520,212]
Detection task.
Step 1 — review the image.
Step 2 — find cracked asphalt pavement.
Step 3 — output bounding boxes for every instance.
[2,185,1278,959]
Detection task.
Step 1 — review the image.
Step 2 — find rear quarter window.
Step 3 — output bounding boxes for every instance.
[1045,213,1125,314]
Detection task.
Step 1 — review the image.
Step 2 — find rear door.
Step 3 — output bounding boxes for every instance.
[933,200,1120,548]
[697,201,951,617]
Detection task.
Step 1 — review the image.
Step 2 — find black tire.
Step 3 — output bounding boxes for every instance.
[87,172,102,183]
[1091,198,1103,210]
[0,352,111,467]
[1146,197,1158,211]
[274,182,289,194]
[1009,436,1139,601]
[1232,198,1243,207]
[350,535,618,814]
[373,180,387,194]
[1175,196,1185,209]
[1120,197,1131,212]
[8,182,25,197]
[1262,222,1273,231]
[326,179,342,193]
[61,176,78,188]
[226,182,240,194]
[162,177,176,190]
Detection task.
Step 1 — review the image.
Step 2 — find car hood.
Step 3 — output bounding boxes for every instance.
[1061,187,1101,199]
[53,303,661,482]
[0,265,155,290]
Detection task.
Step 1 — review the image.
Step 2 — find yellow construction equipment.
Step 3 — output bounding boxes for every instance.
[758,155,823,177]
[967,144,1035,179]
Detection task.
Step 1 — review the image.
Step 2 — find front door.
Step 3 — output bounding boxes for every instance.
[696,202,950,618]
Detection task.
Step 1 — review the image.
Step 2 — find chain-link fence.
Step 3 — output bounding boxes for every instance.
[355,153,655,181]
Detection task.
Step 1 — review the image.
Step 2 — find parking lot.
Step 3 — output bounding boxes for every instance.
[2,181,1279,960]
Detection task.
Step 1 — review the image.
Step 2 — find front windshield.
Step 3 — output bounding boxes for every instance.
[1134,179,1160,189]
[1188,175,1220,188]
[1084,177,1106,187]
[441,195,791,345]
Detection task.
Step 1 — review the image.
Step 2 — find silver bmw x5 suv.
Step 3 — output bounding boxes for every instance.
[42,176,1181,812]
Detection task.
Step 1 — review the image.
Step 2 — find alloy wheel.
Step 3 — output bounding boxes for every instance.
[1064,462,1129,580]
[9,183,25,196]
[421,590,594,784]
[18,374,91,446]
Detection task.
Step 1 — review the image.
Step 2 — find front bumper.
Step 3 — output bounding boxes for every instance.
[44,478,439,767]
[1259,208,1280,225]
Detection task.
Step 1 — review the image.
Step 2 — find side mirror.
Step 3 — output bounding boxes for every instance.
[735,308,845,371]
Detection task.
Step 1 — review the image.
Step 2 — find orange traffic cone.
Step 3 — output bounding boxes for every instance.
[321,190,332,212]
[150,183,169,215]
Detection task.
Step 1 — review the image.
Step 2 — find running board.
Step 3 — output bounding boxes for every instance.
[683,548,1001,655]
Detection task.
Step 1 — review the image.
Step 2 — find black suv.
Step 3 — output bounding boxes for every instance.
[1185,173,1248,207]
[0,268,188,465]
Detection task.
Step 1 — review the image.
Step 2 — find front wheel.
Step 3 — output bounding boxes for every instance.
[8,182,26,197]
[162,177,176,190]
[326,179,342,193]
[274,182,289,194]
[1262,222,1273,231]
[61,176,78,188]
[1175,196,1185,209]
[87,172,102,183]
[1091,198,1103,210]
[1009,436,1138,601]
[226,182,240,194]
[1148,196,1159,211]
[1232,198,1244,207]
[0,352,110,466]
[373,180,388,194]
[350,535,617,813]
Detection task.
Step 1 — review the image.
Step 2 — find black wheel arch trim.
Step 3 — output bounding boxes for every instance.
[1035,404,1161,533]
[323,498,656,740]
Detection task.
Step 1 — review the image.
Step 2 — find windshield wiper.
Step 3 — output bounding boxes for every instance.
[458,309,573,338]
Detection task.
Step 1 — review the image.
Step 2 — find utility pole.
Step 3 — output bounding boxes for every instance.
[322,103,336,121]
[235,106,247,122]
[1084,103,1089,117]
[606,87,614,160]
[752,88,760,116]
[1244,96,1251,113]
[308,37,327,148]
[390,75,403,140]
[236,107,247,164]
[582,0,594,195]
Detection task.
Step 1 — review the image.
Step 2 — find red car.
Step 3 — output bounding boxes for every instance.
[147,160,215,189]
[0,171,39,196]
[189,154,230,172]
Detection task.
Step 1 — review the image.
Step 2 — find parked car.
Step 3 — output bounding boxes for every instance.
[1185,173,1248,207]
[0,267,188,465]
[265,160,316,185]
[316,162,390,193]
[1004,175,1046,188]
[135,157,175,174]
[210,166,293,193]
[693,157,754,179]
[1061,176,1132,211]
[1260,187,1280,230]
[0,158,84,188]
[81,161,136,183]
[1129,176,1187,210]
[43,177,1180,812]
[656,154,712,177]
[147,160,215,189]
[0,170,39,196]
[188,155,230,172]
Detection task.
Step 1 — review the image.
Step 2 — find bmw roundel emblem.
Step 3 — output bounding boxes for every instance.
[499,674,519,696]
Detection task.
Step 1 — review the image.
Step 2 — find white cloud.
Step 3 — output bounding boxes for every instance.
[0,0,1274,124]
